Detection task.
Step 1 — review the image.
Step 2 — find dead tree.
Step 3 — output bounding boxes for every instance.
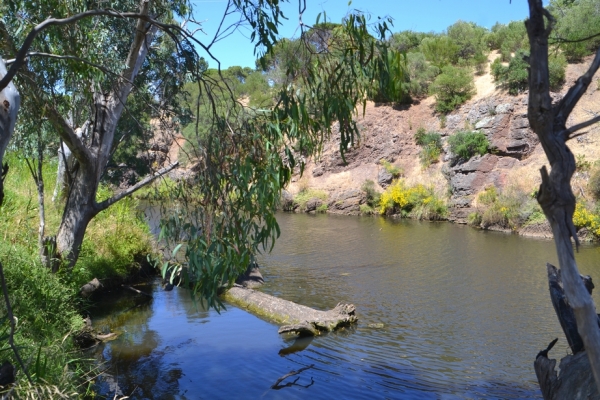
[526,0,600,394]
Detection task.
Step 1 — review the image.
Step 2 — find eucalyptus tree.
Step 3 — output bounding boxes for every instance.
[0,0,200,269]
[0,0,395,301]
[159,12,398,307]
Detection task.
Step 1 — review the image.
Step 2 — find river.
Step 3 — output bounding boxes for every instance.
[90,213,600,399]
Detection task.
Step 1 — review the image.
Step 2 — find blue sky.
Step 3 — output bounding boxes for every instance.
[190,0,539,69]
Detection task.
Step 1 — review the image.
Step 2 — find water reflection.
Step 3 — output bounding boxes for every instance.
[91,213,594,399]
[279,336,314,356]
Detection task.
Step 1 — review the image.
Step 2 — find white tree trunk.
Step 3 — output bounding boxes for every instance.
[0,57,20,203]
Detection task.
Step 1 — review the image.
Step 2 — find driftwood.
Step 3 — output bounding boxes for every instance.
[121,284,152,298]
[79,278,101,297]
[536,349,600,399]
[535,264,600,399]
[222,285,358,336]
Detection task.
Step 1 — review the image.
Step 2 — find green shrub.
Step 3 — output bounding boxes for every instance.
[448,130,489,161]
[439,115,447,129]
[380,159,402,178]
[293,189,329,211]
[316,204,328,213]
[576,154,592,172]
[491,51,528,95]
[389,30,433,53]
[429,66,475,113]
[473,52,488,75]
[467,212,482,227]
[415,128,443,168]
[487,21,528,61]
[404,52,440,99]
[588,164,600,200]
[420,36,459,69]
[419,144,442,168]
[474,185,539,230]
[551,0,600,62]
[415,128,441,147]
[447,21,488,62]
[492,50,566,95]
[361,180,381,209]
[359,204,376,215]
[548,53,567,92]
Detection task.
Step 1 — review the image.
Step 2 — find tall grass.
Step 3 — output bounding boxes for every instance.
[469,186,542,230]
[0,152,155,395]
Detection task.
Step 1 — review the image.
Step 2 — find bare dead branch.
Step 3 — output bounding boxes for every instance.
[555,46,600,125]
[551,31,600,45]
[565,115,600,139]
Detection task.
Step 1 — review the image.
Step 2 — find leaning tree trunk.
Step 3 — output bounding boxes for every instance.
[55,163,98,269]
[49,2,159,269]
[527,0,600,392]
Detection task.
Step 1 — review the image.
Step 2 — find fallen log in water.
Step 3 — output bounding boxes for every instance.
[535,263,600,399]
[221,285,358,336]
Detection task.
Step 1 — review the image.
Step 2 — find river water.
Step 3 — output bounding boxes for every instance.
[91,213,600,399]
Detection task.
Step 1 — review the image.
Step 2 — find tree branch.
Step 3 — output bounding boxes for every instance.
[565,115,600,139]
[0,7,190,92]
[555,46,600,125]
[96,0,156,174]
[45,105,93,165]
[7,52,128,80]
[94,161,179,212]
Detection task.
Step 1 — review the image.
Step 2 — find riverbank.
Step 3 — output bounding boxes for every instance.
[277,55,600,242]
[0,153,156,397]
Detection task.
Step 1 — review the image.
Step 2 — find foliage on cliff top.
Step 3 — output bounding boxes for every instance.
[429,66,475,113]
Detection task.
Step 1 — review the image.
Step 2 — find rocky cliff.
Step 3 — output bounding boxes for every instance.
[287,55,600,236]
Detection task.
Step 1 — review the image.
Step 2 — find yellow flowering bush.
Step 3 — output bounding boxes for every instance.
[379,180,447,220]
[573,202,600,237]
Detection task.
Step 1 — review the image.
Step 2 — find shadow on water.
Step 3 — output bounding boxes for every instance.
[89,212,595,399]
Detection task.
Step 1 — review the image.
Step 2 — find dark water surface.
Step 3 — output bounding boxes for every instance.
[92,213,600,399]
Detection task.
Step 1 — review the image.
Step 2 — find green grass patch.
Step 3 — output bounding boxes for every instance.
[293,189,329,212]
[380,160,403,178]
[471,186,542,230]
[415,128,443,168]
[361,180,381,214]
